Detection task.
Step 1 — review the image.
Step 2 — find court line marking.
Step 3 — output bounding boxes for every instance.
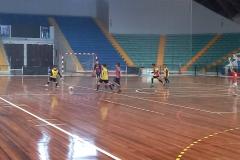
[64,83,222,114]
[138,94,233,98]
[11,92,95,96]
[176,127,240,160]
[64,83,240,114]
[135,89,231,97]
[172,82,229,87]
[35,123,65,127]
[28,119,57,122]
[148,95,232,98]
[0,97,121,160]
[157,90,228,93]
[104,100,165,116]
[137,88,229,92]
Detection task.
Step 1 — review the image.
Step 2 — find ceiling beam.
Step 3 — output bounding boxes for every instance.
[216,0,234,18]
[227,0,240,13]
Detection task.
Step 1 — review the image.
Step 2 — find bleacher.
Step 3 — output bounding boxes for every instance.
[114,34,159,68]
[194,33,240,69]
[0,13,239,75]
[0,13,49,38]
[164,34,214,71]
[55,16,125,70]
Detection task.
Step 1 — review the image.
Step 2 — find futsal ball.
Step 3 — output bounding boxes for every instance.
[68,86,74,90]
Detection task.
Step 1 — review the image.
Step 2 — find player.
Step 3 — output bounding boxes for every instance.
[96,64,113,91]
[113,62,121,92]
[151,64,164,87]
[163,64,170,85]
[45,66,62,87]
[229,68,238,96]
[94,63,101,79]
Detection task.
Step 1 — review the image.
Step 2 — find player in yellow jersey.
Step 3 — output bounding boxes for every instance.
[45,66,62,87]
[96,64,113,91]
[163,64,170,85]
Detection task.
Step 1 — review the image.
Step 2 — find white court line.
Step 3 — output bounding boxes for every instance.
[14,93,63,96]
[0,92,95,97]
[156,90,228,93]
[137,87,229,91]
[152,86,227,89]
[169,87,229,91]
[0,97,121,160]
[28,119,57,122]
[16,93,94,96]
[160,95,231,98]
[35,123,65,127]
[214,111,240,114]
[135,89,222,94]
[135,89,231,97]
[106,94,231,99]
[173,82,229,87]
[64,83,221,114]
[104,100,165,116]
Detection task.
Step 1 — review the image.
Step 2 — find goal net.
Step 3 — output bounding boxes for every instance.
[63,52,96,75]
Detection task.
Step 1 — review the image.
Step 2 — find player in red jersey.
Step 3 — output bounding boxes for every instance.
[229,68,238,96]
[151,64,164,87]
[113,62,121,92]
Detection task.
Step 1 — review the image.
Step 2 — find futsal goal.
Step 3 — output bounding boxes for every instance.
[62,52,140,76]
[62,52,96,75]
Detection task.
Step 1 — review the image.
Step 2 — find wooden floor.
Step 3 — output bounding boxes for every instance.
[0,76,240,160]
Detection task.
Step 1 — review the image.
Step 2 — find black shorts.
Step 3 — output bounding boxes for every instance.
[99,79,109,83]
[49,77,57,82]
[96,73,101,78]
[114,78,120,85]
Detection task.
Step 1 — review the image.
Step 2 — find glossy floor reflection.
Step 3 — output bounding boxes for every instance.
[0,76,240,160]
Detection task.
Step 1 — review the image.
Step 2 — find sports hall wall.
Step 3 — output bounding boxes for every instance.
[233,15,240,24]
[96,0,109,28]
[108,0,240,34]
[0,0,96,17]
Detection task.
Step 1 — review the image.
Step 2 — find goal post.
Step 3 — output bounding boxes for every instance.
[61,52,140,76]
[62,52,96,74]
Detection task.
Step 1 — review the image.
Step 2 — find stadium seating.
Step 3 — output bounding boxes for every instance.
[194,33,240,69]
[1,13,239,74]
[114,34,218,71]
[55,16,125,70]
[164,34,214,71]
[114,34,159,68]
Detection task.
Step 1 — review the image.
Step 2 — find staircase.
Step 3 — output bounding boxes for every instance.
[48,17,83,72]
[0,39,9,72]
[181,34,222,72]
[95,19,135,67]
[156,35,166,66]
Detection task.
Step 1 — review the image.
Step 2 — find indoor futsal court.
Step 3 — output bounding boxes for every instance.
[0,0,240,160]
[0,76,240,160]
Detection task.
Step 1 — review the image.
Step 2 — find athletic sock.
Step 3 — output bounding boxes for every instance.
[109,84,113,90]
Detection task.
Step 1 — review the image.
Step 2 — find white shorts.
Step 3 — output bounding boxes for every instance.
[233,82,237,87]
